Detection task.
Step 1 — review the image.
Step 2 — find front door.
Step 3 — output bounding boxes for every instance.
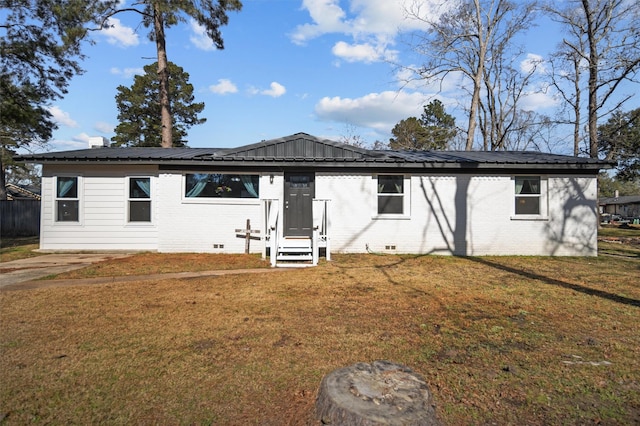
[284,172,314,237]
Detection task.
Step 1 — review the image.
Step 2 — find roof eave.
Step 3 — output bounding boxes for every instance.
[23,158,608,171]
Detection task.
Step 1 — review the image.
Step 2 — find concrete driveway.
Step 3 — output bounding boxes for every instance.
[0,253,132,289]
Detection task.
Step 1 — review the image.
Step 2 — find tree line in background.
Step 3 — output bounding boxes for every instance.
[1,0,639,200]
[0,0,241,199]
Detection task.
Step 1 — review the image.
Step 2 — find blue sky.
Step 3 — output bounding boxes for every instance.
[44,0,639,153]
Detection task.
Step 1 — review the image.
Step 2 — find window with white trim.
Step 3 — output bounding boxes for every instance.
[184,173,259,199]
[377,175,404,215]
[128,177,151,222]
[514,176,545,216]
[55,176,79,222]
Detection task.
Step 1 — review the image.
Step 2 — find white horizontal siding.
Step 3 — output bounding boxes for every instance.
[40,165,159,251]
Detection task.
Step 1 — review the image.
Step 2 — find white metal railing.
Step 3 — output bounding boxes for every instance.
[262,199,279,266]
[262,198,330,267]
[312,199,331,265]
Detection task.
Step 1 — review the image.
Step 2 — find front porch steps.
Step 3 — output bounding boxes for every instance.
[275,236,313,268]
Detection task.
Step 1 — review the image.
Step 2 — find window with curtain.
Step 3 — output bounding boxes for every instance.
[378,175,404,214]
[129,177,151,222]
[55,176,79,222]
[514,176,541,215]
[184,173,259,199]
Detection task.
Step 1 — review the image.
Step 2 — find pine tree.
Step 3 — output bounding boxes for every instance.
[0,0,116,199]
[102,0,242,148]
[112,62,206,147]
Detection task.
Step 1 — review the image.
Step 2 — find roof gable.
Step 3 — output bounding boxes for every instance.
[220,132,372,159]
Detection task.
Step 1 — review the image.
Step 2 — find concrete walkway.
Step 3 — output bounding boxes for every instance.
[0,254,284,291]
[0,253,133,289]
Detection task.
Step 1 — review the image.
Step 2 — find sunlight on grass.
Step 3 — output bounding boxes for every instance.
[1,253,638,424]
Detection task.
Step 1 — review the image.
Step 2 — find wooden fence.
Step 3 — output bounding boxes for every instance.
[1,200,41,237]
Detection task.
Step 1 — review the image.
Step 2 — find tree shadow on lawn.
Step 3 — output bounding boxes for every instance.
[329,253,640,308]
[465,256,640,308]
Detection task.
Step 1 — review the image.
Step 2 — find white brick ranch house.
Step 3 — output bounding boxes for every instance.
[17,133,611,265]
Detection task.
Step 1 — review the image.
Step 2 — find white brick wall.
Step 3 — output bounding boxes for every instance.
[39,166,598,256]
[316,172,598,256]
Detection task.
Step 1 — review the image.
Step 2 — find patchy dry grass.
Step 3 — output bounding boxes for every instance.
[1,252,639,425]
[48,253,269,280]
[0,237,41,263]
[599,224,640,238]
[598,224,640,258]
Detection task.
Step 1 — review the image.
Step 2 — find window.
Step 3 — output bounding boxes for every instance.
[56,176,79,222]
[289,175,310,188]
[129,177,151,222]
[185,173,259,199]
[378,175,404,214]
[514,176,540,215]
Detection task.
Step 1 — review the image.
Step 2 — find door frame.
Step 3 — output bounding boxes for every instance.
[283,172,315,237]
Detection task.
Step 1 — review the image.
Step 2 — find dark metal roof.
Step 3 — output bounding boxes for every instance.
[4,183,41,200]
[16,132,612,171]
[599,195,640,205]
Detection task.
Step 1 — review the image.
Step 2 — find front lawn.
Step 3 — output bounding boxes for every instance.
[1,253,638,424]
[0,236,41,263]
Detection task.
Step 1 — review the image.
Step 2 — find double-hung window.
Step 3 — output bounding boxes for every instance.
[128,177,151,222]
[377,175,404,215]
[55,176,79,222]
[514,176,545,217]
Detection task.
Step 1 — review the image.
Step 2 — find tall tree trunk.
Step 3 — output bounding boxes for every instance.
[582,0,598,158]
[467,72,481,151]
[0,153,7,201]
[465,0,486,152]
[572,55,582,156]
[153,2,173,148]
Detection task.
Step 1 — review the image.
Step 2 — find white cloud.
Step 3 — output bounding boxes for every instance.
[110,67,144,79]
[290,0,350,45]
[248,82,287,97]
[261,82,287,98]
[209,79,238,95]
[293,0,437,39]
[332,41,397,63]
[291,0,438,63]
[48,139,90,152]
[393,65,466,99]
[94,121,114,134]
[73,133,91,144]
[314,90,426,132]
[520,53,545,74]
[100,17,139,47]
[48,106,78,128]
[189,19,215,51]
[519,90,560,112]
[48,133,92,151]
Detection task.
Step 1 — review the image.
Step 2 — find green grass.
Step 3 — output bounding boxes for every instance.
[598,223,640,237]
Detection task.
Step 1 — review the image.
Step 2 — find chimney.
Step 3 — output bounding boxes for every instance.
[88,136,110,149]
[614,190,619,199]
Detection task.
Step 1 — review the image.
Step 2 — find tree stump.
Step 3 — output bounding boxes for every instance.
[315,360,441,425]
